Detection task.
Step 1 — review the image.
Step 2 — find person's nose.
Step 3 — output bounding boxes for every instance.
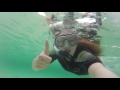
[62,40,71,52]
[64,40,70,48]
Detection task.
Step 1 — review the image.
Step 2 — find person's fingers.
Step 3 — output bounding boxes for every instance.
[36,65,46,69]
[36,63,49,70]
[38,53,51,64]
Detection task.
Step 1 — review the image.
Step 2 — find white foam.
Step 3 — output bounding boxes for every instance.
[38,12,46,17]
[112,46,120,48]
[76,18,96,24]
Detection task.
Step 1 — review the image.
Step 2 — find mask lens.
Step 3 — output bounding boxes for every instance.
[55,34,78,47]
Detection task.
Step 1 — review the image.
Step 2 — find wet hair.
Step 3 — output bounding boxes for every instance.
[78,36,102,56]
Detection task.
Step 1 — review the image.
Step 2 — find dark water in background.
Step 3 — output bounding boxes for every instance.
[0,12,120,78]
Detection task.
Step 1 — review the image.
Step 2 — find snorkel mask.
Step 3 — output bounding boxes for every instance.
[53,30,78,61]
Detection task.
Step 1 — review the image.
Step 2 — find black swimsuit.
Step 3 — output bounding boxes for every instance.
[49,45,102,75]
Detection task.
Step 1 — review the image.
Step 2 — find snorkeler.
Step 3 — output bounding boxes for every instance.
[32,12,119,78]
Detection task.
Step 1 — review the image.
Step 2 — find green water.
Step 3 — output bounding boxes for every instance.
[0,12,120,78]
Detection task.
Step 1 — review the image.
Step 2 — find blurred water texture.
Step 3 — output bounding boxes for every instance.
[0,12,120,78]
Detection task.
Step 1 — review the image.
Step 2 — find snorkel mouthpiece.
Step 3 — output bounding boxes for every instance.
[54,45,72,61]
[59,51,72,61]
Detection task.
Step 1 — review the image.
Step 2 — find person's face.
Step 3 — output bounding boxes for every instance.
[59,42,77,56]
[55,30,78,56]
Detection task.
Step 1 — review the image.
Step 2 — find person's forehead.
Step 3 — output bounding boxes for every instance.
[53,29,77,37]
[60,29,76,34]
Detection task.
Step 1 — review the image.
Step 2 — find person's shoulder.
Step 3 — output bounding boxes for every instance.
[75,50,96,62]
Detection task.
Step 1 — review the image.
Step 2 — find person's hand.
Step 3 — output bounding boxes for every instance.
[32,40,52,71]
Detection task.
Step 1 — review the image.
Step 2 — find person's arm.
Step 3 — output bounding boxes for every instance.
[88,62,119,78]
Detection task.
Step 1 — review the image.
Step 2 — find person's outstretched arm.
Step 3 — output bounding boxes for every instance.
[88,63,119,78]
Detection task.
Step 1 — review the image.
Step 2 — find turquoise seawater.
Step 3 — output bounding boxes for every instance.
[0,12,120,78]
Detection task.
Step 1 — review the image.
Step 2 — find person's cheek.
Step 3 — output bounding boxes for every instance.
[69,47,74,55]
[70,46,77,55]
